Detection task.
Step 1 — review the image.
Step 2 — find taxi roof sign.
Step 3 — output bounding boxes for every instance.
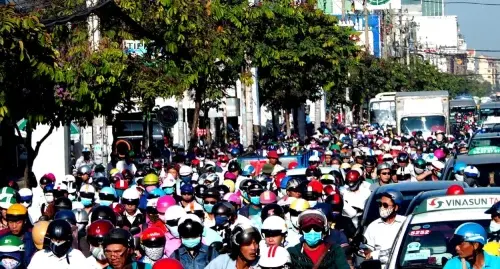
[468,146,500,155]
[413,194,500,214]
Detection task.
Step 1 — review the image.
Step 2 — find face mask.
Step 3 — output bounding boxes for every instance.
[80,197,93,207]
[220,162,227,167]
[1,258,20,269]
[143,246,164,261]
[204,203,214,213]
[45,194,54,203]
[180,176,191,183]
[379,207,394,219]
[21,202,31,208]
[303,230,322,246]
[91,246,106,261]
[167,225,179,238]
[308,201,317,207]
[250,196,260,205]
[182,237,201,248]
[163,187,174,195]
[280,189,287,197]
[455,174,464,181]
[146,186,157,193]
[68,194,76,201]
[116,189,124,197]
[195,196,203,205]
[242,191,249,201]
[50,240,71,257]
[490,221,500,233]
[100,200,112,206]
[215,215,229,226]
[436,171,442,178]
[291,216,299,228]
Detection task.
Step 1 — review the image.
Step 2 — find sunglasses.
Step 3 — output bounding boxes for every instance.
[181,192,193,196]
[166,218,179,227]
[380,172,390,175]
[80,192,94,199]
[378,202,394,209]
[204,201,217,205]
[302,226,323,233]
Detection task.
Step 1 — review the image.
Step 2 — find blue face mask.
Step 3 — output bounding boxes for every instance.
[303,230,322,246]
[242,191,249,201]
[180,176,191,183]
[215,216,229,226]
[204,203,214,213]
[80,198,92,207]
[116,190,124,197]
[250,196,260,205]
[100,200,112,206]
[162,187,174,195]
[182,237,201,249]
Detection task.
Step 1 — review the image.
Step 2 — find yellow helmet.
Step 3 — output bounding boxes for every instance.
[32,221,50,250]
[290,198,310,212]
[109,168,120,176]
[340,163,351,170]
[223,180,235,193]
[6,204,27,221]
[484,241,500,256]
[143,173,159,186]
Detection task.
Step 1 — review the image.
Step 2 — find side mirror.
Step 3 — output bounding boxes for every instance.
[360,260,382,269]
[129,226,141,236]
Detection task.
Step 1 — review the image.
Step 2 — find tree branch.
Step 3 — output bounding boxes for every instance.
[33,124,55,158]
[14,121,22,138]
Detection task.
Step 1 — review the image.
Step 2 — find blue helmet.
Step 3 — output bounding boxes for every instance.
[230,148,240,156]
[452,222,487,245]
[54,209,77,225]
[453,162,467,173]
[147,188,166,199]
[380,189,403,207]
[242,165,255,177]
[280,176,292,190]
[43,184,55,193]
[180,184,194,194]
[485,201,500,215]
[100,187,117,198]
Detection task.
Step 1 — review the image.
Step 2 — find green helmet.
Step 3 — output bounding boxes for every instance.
[0,235,24,253]
[0,187,17,210]
[414,158,427,169]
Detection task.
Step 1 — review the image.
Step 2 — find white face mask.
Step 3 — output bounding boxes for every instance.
[167,225,179,238]
[379,207,394,219]
[91,246,106,261]
[490,220,500,233]
[45,194,54,203]
[455,174,464,181]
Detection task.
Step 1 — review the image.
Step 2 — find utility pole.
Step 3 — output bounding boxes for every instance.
[177,100,185,148]
[341,0,346,20]
[364,0,370,53]
[406,16,410,66]
[398,9,404,64]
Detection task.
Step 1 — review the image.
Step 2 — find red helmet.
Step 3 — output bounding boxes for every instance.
[112,204,125,215]
[140,227,166,247]
[191,159,200,167]
[346,170,362,190]
[220,155,229,162]
[288,161,299,170]
[307,180,323,195]
[323,185,336,196]
[274,172,286,188]
[87,220,114,247]
[153,258,184,269]
[446,185,465,195]
[152,161,162,170]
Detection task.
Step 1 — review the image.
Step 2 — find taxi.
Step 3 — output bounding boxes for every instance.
[384,186,500,269]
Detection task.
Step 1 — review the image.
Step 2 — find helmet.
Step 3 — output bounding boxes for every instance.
[0,187,16,209]
[433,149,446,160]
[18,188,33,204]
[377,162,391,172]
[280,176,291,190]
[90,205,117,225]
[144,174,159,186]
[262,215,287,234]
[184,202,205,220]
[122,188,140,205]
[0,235,24,261]
[380,189,403,207]
[446,185,465,195]
[152,259,184,269]
[313,203,335,221]
[396,152,410,163]
[261,204,285,221]
[78,165,92,175]
[289,198,310,212]
[160,174,176,188]
[178,215,204,238]
[109,168,120,176]
[454,162,467,173]
[157,196,177,215]
[486,201,500,215]
[141,227,166,248]
[99,187,117,202]
[230,224,261,248]
[298,209,327,231]
[93,177,110,191]
[32,221,50,250]
[102,228,134,249]
[464,166,480,178]
[179,166,193,176]
[228,162,240,173]
[147,188,166,199]
[203,188,220,199]
[212,202,236,217]
[259,191,277,205]
[451,222,487,246]
[87,220,115,247]
[180,184,195,194]
[6,204,27,222]
[345,170,362,190]
[46,218,73,243]
[242,165,255,176]
[414,158,427,173]
[325,192,344,212]
[230,148,240,156]
[288,161,299,170]
[286,178,302,191]
[305,167,322,179]
[258,245,291,268]
[320,174,335,185]
[54,210,77,225]
[202,173,220,188]
[72,208,89,223]
[165,206,187,237]
[54,197,72,212]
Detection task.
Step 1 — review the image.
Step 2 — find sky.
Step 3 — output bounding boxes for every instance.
[445,0,500,57]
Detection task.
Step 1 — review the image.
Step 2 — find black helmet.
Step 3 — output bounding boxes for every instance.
[178,218,204,238]
[216,185,230,197]
[212,202,236,217]
[194,185,207,198]
[47,219,73,257]
[227,162,241,173]
[203,188,220,200]
[93,177,110,190]
[135,170,147,178]
[230,224,261,248]
[286,178,303,191]
[261,204,285,221]
[90,205,117,225]
[95,164,106,173]
[103,228,134,249]
[54,197,72,212]
[396,152,410,163]
[364,157,376,167]
[392,139,401,146]
[54,210,77,226]
[39,177,52,186]
[305,167,322,179]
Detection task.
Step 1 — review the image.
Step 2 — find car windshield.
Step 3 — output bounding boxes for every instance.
[480,108,500,121]
[400,116,446,134]
[370,101,396,127]
[363,190,423,227]
[470,137,500,150]
[397,219,490,268]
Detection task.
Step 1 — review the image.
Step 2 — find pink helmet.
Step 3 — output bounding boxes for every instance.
[157,195,176,215]
[260,191,277,205]
[433,149,446,161]
[223,193,241,206]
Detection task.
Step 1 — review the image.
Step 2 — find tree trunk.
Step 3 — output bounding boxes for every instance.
[314,99,321,131]
[190,96,201,149]
[22,121,54,188]
[285,109,291,137]
[244,71,254,147]
[177,100,185,149]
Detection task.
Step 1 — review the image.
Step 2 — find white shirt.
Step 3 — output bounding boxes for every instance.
[28,248,89,269]
[341,186,371,228]
[115,160,137,175]
[364,215,407,259]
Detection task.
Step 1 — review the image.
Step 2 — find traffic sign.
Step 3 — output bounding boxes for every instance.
[415,194,500,214]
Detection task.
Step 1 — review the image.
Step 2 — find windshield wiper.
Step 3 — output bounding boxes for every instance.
[401,264,442,269]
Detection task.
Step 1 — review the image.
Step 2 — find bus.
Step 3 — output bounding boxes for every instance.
[450,98,477,125]
[479,102,500,122]
[369,92,396,128]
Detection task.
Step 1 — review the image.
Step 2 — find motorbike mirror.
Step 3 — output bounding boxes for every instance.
[129,226,141,236]
[360,260,382,269]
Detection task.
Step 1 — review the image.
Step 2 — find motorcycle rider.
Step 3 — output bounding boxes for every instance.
[341,170,371,228]
[261,216,288,248]
[369,163,392,191]
[287,198,310,247]
[86,219,114,268]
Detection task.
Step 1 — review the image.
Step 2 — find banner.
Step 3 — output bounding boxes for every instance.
[336,14,381,57]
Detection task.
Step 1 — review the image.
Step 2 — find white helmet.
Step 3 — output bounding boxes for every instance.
[179,166,193,176]
[308,155,320,162]
[262,216,287,234]
[258,245,291,268]
[122,188,140,200]
[160,173,176,188]
[18,188,32,197]
[18,188,33,208]
[79,184,96,194]
[63,175,77,194]
[178,213,202,227]
[464,166,480,178]
[202,173,220,188]
[165,205,187,238]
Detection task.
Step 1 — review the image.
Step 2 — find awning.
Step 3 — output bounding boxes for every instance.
[16,119,80,140]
